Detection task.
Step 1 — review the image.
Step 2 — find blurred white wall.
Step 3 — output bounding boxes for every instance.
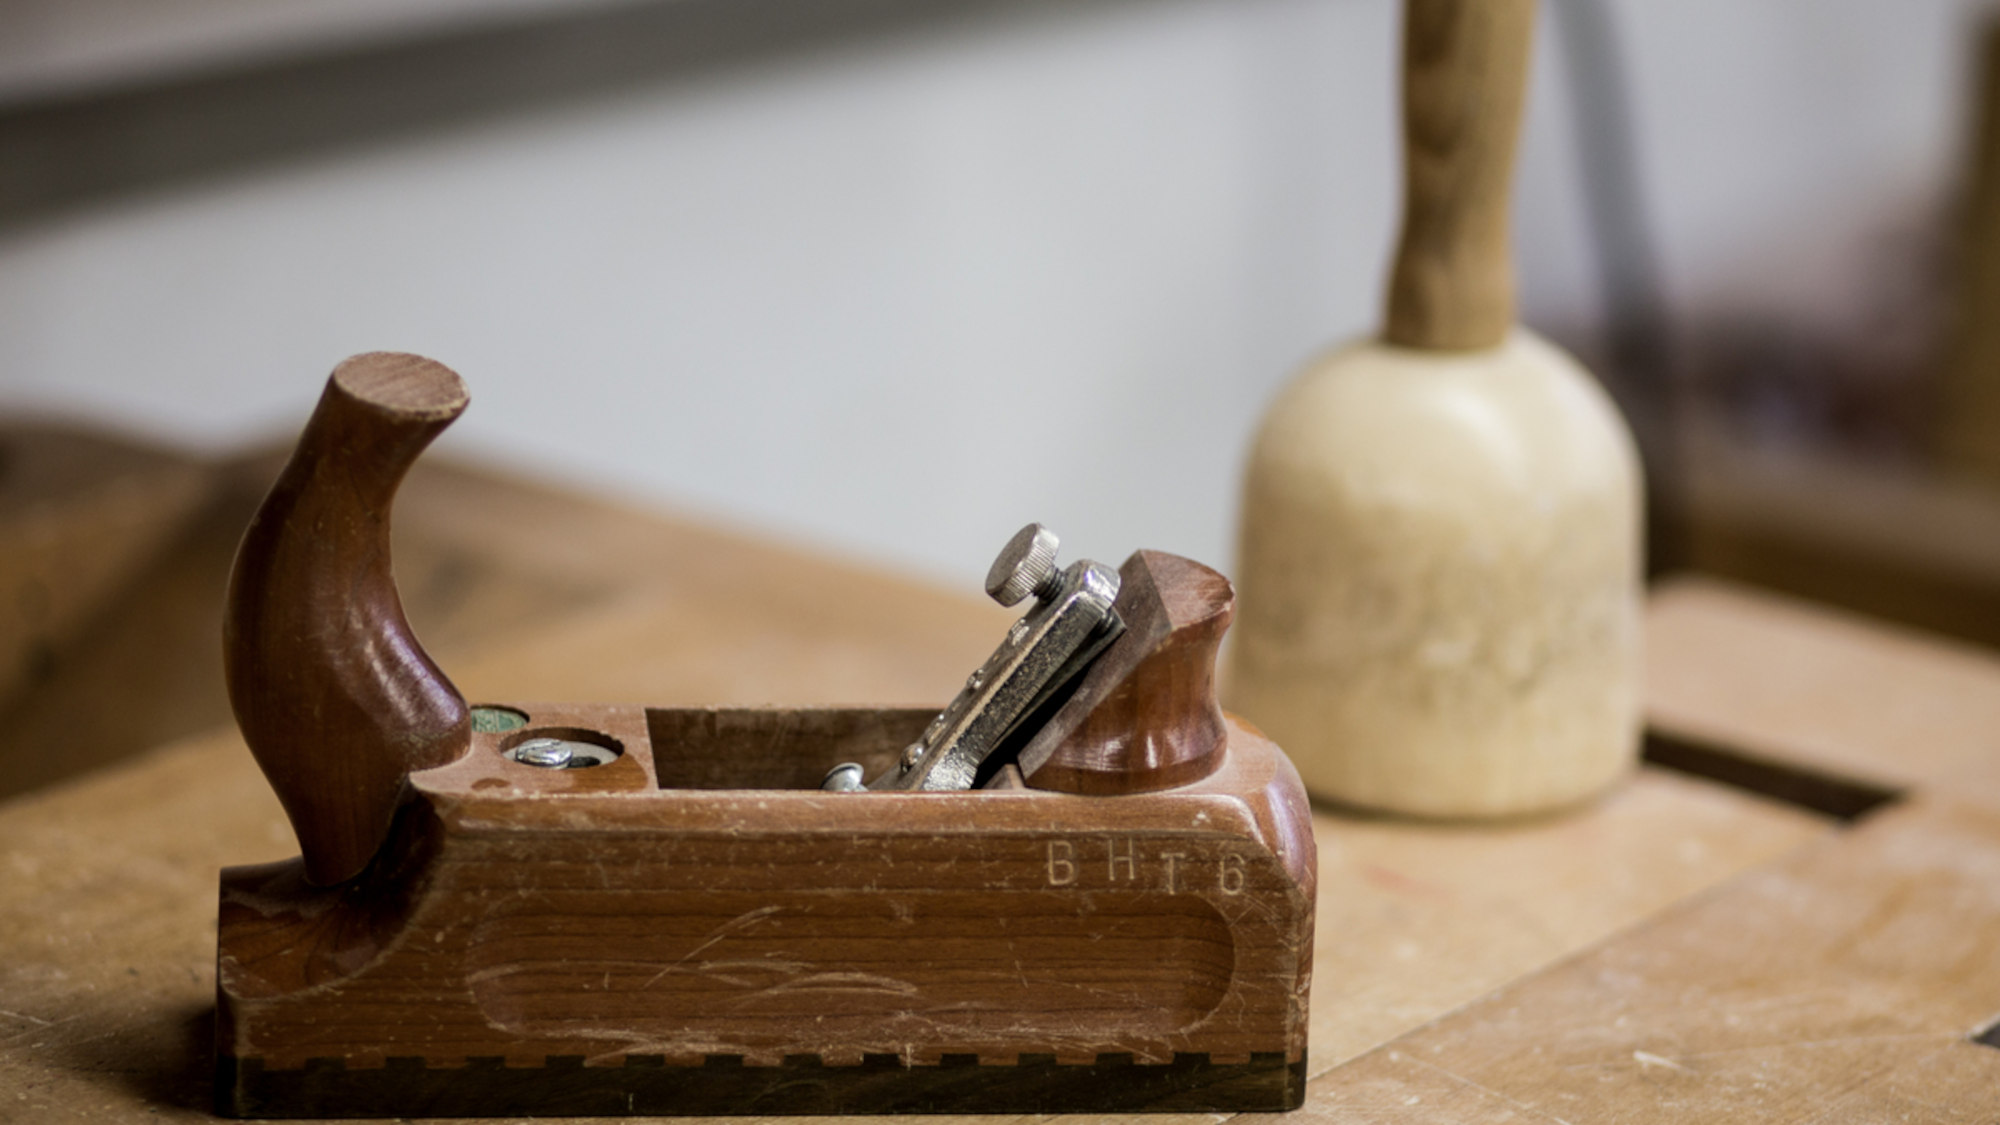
[0,0,1989,586]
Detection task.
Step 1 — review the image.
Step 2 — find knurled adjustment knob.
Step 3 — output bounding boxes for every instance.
[986,523,1063,607]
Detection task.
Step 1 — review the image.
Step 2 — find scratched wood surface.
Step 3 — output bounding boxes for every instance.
[2,454,1991,1121]
[1293,579,2000,1123]
[218,710,1314,1118]
[1302,787,2000,1123]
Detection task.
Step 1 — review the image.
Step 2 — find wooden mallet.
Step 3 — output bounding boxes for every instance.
[1227,0,1643,818]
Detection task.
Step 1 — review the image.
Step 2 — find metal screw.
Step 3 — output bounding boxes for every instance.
[821,762,866,791]
[505,736,619,769]
[510,738,574,768]
[986,524,1063,607]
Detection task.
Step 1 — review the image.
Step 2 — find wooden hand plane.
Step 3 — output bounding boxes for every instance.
[215,353,1317,1118]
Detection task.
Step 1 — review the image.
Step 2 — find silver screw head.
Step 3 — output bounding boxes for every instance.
[510,738,575,768]
[821,762,866,792]
[504,736,619,769]
[986,524,1061,607]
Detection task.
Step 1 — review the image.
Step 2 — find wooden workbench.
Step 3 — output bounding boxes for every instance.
[2,457,1997,1122]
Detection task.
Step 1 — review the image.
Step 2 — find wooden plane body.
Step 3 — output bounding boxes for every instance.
[216,705,1315,1116]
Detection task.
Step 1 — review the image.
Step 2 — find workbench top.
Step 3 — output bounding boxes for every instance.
[4,458,1998,1122]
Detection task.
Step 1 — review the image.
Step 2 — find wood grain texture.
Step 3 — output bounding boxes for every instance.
[1304,786,2000,1123]
[1648,576,2000,791]
[1289,579,2000,1121]
[1383,0,1535,350]
[1304,766,1827,1076]
[224,354,473,885]
[0,421,211,728]
[215,707,1317,1115]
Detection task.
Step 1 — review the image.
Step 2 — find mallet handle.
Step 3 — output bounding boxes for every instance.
[1385,0,1536,350]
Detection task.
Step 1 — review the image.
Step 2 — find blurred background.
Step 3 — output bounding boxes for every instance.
[8,0,2000,790]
